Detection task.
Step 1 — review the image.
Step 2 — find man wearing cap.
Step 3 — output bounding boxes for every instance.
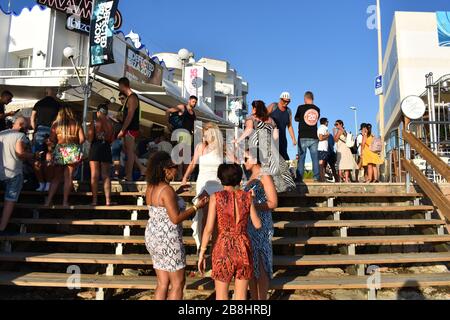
[268,92,297,161]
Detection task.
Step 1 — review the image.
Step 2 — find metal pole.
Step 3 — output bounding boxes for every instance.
[181,60,186,99]
[82,40,90,137]
[81,37,91,183]
[354,108,358,137]
[376,0,385,149]
[427,73,438,154]
[398,126,402,183]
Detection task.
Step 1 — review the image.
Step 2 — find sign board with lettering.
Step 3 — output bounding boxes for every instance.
[185,66,204,98]
[401,96,426,120]
[125,45,163,86]
[89,0,120,66]
[375,75,383,96]
[37,0,122,31]
[437,11,450,47]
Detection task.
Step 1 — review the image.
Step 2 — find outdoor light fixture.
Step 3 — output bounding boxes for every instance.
[36,50,46,58]
[63,47,75,60]
[178,48,190,61]
[178,48,192,99]
[350,106,358,135]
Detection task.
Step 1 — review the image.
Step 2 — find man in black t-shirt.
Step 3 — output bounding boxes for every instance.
[0,90,15,132]
[31,88,61,192]
[295,91,321,182]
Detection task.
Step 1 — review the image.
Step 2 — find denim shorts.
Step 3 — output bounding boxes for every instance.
[2,175,23,202]
[32,126,51,154]
[111,139,123,162]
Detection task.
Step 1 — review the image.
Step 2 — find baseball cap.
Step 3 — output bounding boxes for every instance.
[280,92,291,100]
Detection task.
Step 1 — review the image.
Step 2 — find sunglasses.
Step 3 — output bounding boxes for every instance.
[281,99,291,104]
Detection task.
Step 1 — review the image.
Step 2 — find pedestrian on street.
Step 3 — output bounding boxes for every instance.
[295,91,321,182]
[334,120,358,183]
[317,118,330,182]
[0,90,17,132]
[267,92,297,161]
[0,117,34,232]
[31,88,61,192]
[45,106,85,207]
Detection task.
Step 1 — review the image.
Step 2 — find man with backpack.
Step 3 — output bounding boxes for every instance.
[267,92,297,161]
[166,96,198,170]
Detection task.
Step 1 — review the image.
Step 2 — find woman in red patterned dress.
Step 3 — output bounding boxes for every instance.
[198,164,262,300]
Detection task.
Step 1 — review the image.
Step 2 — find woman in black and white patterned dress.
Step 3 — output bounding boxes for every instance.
[234,101,296,193]
[145,151,209,300]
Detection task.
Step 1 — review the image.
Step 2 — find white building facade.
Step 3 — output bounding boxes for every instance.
[153,53,249,124]
[0,5,235,133]
[381,11,450,150]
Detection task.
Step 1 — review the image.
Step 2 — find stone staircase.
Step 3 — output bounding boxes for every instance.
[0,182,449,300]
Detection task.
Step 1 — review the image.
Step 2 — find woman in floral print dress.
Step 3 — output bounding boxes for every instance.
[198,164,262,300]
[243,151,278,301]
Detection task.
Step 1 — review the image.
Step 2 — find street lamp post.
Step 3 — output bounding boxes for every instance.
[64,46,91,182]
[178,48,191,99]
[63,46,91,135]
[350,106,358,136]
[376,0,385,149]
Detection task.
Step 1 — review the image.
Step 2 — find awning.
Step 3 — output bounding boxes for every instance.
[0,75,235,130]
[93,74,235,129]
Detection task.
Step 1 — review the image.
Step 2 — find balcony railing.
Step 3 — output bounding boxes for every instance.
[0,67,86,80]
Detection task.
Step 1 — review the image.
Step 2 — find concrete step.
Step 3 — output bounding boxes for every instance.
[2,233,450,246]
[10,218,445,229]
[1,272,450,291]
[2,252,450,267]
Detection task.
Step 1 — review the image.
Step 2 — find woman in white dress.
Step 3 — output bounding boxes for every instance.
[333,120,358,183]
[181,122,224,250]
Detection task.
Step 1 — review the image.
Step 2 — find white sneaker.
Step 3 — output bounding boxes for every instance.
[36,183,45,192]
[44,183,51,192]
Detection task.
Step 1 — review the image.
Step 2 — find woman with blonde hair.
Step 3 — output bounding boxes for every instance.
[181,122,224,251]
[45,105,85,207]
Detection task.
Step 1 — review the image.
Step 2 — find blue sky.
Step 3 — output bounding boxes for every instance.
[1,0,450,159]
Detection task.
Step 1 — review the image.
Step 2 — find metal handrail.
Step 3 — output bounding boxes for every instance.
[405,120,450,192]
[0,67,87,80]
[408,121,450,130]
